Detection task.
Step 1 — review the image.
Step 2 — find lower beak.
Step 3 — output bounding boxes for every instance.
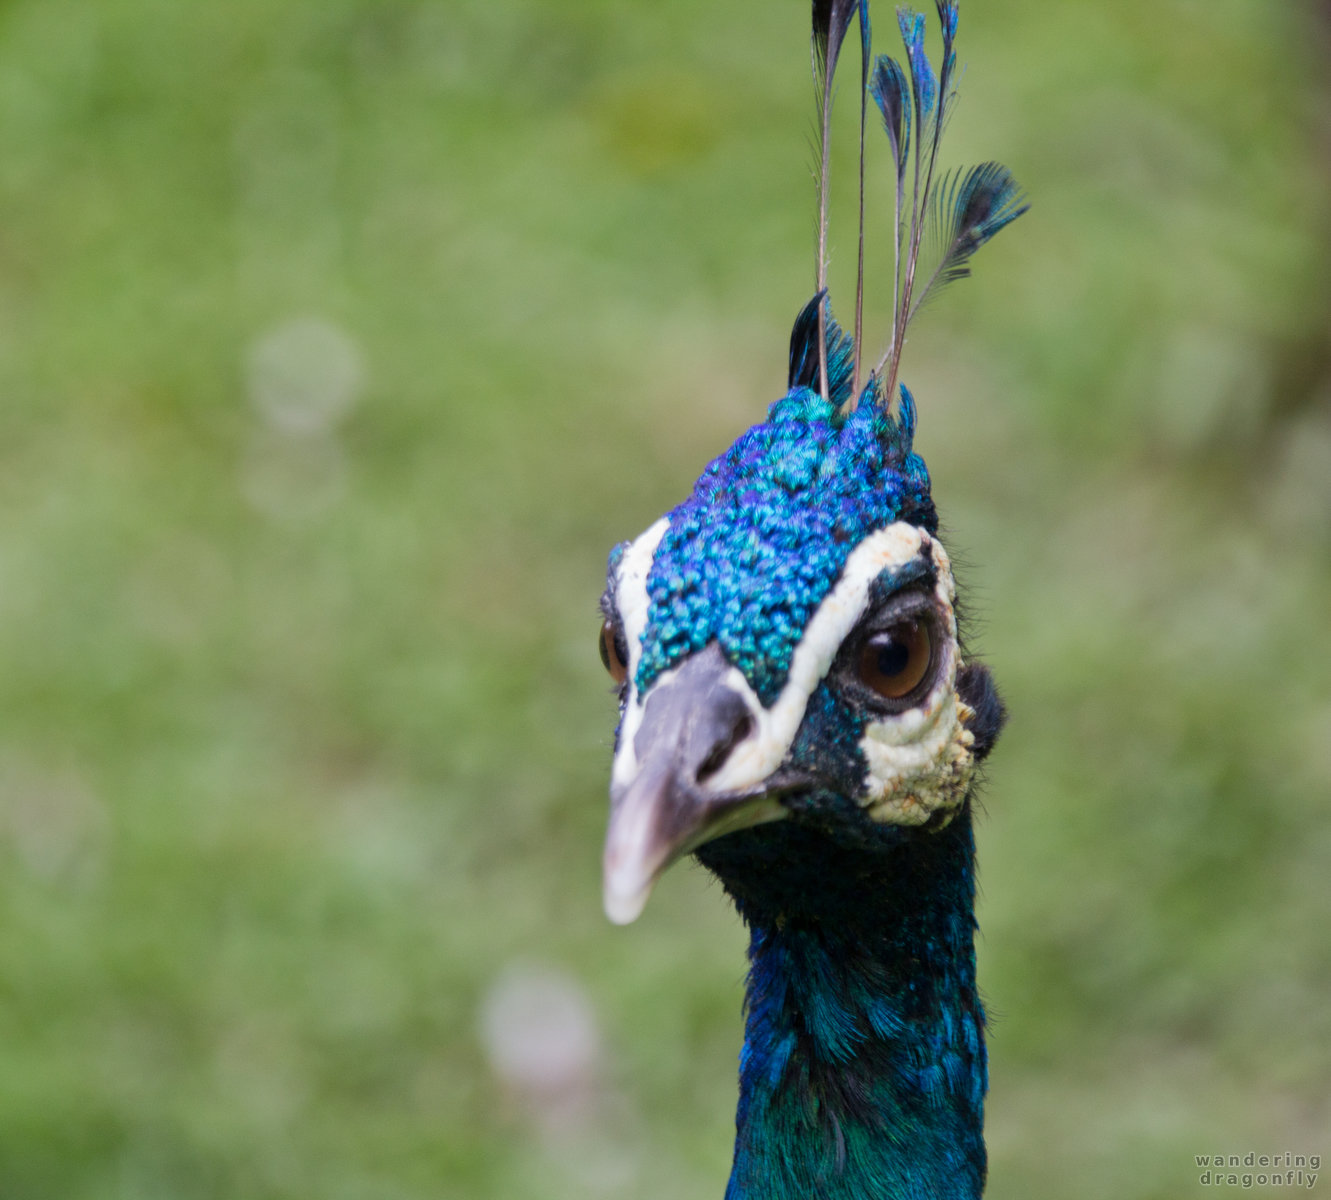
[602,643,786,924]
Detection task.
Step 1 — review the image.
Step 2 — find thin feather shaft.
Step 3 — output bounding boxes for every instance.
[917,2,957,257]
[817,72,832,403]
[920,59,947,238]
[850,0,871,408]
[871,161,905,384]
[869,55,911,381]
[886,112,922,400]
[885,8,938,403]
[811,0,859,403]
[894,66,910,346]
[884,13,920,398]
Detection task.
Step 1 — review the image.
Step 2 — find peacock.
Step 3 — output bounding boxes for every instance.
[595,3,1025,1196]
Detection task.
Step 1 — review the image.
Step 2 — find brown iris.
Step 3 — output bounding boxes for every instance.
[599,619,629,685]
[858,620,933,700]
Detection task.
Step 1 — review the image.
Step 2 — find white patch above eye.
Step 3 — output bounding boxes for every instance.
[610,517,669,787]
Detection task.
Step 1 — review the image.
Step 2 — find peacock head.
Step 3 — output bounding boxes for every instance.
[598,302,1005,924]
[598,1,1024,924]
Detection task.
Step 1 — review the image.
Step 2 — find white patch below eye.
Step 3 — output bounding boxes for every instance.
[858,538,977,826]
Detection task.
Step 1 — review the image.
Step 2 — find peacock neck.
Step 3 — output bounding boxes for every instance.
[697,805,987,1200]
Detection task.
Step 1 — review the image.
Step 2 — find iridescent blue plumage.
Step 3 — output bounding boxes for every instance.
[913,164,1030,316]
[897,9,937,124]
[638,368,931,704]
[598,3,1023,1196]
[871,56,912,177]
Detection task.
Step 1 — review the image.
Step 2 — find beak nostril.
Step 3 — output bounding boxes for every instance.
[695,712,754,784]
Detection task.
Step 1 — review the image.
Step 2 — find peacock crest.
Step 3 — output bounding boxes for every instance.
[808,0,1028,415]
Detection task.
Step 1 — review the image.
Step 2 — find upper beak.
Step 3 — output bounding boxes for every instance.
[602,643,785,924]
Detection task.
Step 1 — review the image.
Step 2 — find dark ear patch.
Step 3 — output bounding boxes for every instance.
[955,662,1006,761]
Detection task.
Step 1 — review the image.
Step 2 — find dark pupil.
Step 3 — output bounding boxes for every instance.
[600,623,629,673]
[875,637,910,678]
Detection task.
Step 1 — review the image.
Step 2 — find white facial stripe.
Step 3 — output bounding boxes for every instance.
[691,522,927,794]
[610,518,669,786]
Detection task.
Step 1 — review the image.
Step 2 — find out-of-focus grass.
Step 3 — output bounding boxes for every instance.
[0,1,1327,1197]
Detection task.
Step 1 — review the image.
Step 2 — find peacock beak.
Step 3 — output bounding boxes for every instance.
[603,643,785,924]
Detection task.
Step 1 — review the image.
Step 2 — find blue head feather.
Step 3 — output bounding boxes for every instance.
[897,9,936,123]
[871,55,912,177]
[787,292,857,407]
[936,0,959,42]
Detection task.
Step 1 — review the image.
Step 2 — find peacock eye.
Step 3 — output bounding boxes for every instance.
[858,620,933,701]
[599,619,629,685]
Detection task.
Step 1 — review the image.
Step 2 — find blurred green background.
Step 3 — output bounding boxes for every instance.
[0,0,1327,1197]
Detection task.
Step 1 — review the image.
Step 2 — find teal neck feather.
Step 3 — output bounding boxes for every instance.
[698,806,986,1199]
